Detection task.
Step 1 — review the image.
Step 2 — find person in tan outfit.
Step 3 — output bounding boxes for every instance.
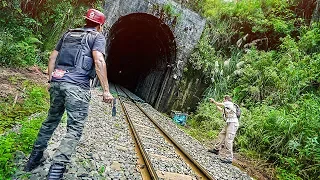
[208,95,239,164]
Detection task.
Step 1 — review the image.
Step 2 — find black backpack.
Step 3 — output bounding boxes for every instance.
[55,28,99,79]
[234,103,241,119]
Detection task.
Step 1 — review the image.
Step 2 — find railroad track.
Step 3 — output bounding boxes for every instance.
[114,85,214,180]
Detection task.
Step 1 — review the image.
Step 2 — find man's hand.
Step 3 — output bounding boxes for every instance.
[103,91,114,103]
[209,98,215,103]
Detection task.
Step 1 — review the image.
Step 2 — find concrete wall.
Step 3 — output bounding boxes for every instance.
[104,0,205,112]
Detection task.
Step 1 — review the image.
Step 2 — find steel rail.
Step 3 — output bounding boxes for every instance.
[115,85,159,180]
[118,86,215,180]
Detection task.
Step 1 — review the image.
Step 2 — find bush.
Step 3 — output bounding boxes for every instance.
[0,114,45,179]
[0,0,104,67]
[0,35,41,67]
[237,95,320,179]
[0,82,49,133]
[185,0,320,179]
[0,84,49,179]
[184,102,225,143]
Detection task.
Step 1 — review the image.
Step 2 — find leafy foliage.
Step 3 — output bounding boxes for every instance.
[186,0,320,179]
[0,0,103,178]
[0,1,42,66]
[237,96,320,179]
[0,84,49,179]
[0,81,49,134]
[0,0,103,67]
[0,115,45,179]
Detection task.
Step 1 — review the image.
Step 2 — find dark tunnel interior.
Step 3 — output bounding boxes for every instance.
[107,13,176,104]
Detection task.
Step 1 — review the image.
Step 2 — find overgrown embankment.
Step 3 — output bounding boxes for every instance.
[180,0,320,179]
[0,0,103,178]
[0,0,103,67]
[0,68,49,179]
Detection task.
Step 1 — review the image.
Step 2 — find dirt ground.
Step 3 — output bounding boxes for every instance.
[0,66,47,100]
[233,153,276,180]
[204,139,276,180]
[203,138,275,179]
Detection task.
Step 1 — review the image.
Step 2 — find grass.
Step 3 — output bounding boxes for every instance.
[0,82,49,179]
[181,124,219,145]
[0,80,49,133]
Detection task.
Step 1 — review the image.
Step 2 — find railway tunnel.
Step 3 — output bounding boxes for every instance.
[106,13,176,106]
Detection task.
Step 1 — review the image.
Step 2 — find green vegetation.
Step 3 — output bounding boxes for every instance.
[0,78,49,133]
[0,83,49,179]
[0,0,103,67]
[0,0,103,178]
[163,3,182,21]
[0,0,319,179]
[185,0,320,179]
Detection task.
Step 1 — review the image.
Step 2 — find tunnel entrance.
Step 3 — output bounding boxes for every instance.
[107,13,176,106]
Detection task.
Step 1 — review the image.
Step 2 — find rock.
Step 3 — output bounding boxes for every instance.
[93,154,100,160]
[13,169,26,177]
[104,166,111,173]
[31,167,42,174]
[39,168,47,177]
[43,163,51,170]
[41,151,50,162]
[14,151,26,165]
[68,167,78,174]
[29,174,40,180]
[89,170,99,177]
[64,173,76,180]
[115,145,127,151]
[77,167,88,177]
[111,161,122,171]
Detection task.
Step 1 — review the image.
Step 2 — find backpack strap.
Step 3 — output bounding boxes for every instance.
[225,103,237,115]
[55,28,99,79]
[62,32,71,44]
[222,108,227,120]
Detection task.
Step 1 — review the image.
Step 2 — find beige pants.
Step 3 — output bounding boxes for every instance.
[214,122,239,161]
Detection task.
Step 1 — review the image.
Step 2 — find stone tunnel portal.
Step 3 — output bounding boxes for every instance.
[107,13,176,106]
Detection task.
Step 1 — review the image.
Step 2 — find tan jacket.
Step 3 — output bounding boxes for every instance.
[223,101,238,123]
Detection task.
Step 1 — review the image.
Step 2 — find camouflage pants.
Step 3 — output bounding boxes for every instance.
[33,82,91,164]
[214,122,239,161]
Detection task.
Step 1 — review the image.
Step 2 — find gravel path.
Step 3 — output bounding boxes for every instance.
[123,101,197,179]
[12,88,252,180]
[13,89,141,180]
[139,103,252,180]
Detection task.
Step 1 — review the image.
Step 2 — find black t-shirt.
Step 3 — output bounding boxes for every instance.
[52,27,106,89]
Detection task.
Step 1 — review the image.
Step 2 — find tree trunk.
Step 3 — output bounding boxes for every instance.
[312,0,320,23]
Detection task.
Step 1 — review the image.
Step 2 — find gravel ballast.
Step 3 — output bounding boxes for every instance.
[13,89,142,180]
[139,103,252,180]
[13,88,252,180]
[123,101,197,179]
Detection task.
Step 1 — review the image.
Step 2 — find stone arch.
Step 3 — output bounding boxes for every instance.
[106,13,176,106]
[103,0,206,112]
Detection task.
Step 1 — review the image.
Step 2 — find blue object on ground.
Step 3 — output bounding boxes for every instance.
[172,112,187,126]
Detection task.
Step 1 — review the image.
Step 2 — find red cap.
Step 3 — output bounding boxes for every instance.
[85,9,106,25]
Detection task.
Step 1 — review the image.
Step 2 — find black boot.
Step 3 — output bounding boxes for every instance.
[47,163,66,180]
[208,149,219,155]
[24,150,44,172]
